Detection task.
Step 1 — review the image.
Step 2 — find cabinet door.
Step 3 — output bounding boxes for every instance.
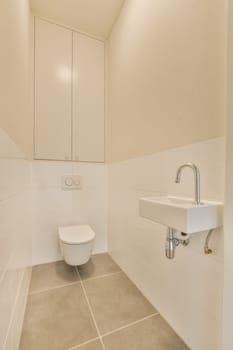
[73,33,105,162]
[34,19,72,160]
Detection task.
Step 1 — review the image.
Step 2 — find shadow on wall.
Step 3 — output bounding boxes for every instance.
[0,128,25,159]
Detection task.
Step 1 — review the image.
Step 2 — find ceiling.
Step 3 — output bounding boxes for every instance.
[30,0,125,39]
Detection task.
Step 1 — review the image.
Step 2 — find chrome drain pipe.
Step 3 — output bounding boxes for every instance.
[166,227,189,259]
[166,228,176,259]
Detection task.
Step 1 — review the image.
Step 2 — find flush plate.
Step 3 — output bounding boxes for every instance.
[62,175,82,190]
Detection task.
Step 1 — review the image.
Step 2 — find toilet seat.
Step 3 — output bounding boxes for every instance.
[58,225,95,245]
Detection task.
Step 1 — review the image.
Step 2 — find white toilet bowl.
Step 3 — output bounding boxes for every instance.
[58,225,95,266]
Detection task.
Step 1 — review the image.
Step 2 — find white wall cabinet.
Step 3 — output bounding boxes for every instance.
[34,18,105,162]
[34,19,72,160]
[73,33,105,162]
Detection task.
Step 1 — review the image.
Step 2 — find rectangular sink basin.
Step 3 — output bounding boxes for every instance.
[139,196,223,234]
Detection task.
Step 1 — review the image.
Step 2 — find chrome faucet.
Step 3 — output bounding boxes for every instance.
[175,162,201,205]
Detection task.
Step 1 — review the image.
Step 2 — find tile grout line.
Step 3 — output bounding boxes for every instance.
[69,336,100,350]
[29,270,122,296]
[81,270,122,282]
[67,312,159,350]
[75,267,107,350]
[75,267,160,350]
[29,280,81,295]
[101,312,159,338]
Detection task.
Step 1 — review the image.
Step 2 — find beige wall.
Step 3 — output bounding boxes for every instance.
[223,0,233,348]
[107,1,227,348]
[0,0,33,159]
[107,0,226,162]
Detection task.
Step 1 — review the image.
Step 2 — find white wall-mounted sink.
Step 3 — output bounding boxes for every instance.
[139,196,223,234]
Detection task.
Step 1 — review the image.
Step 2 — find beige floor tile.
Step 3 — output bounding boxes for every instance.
[72,339,103,350]
[103,315,189,350]
[29,260,79,293]
[78,253,121,280]
[19,284,97,350]
[83,272,156,334]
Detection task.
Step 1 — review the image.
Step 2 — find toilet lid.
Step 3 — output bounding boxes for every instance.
[58,225,95,245]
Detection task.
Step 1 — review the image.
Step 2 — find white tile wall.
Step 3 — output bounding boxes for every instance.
[31,160,108,265]
[0,134,223,349]
[108,137,225,350]
[0,137,108,346]
[0,130,32,350]
[4,267,31,350]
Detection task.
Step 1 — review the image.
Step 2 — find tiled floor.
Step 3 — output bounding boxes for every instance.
[19,253,189,350]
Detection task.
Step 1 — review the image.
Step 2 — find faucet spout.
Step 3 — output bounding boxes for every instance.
[175,162,201,205]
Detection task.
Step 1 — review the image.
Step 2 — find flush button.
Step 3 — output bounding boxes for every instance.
[65,177,73,187]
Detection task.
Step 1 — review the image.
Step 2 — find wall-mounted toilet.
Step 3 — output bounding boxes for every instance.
[58,225,95,266]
